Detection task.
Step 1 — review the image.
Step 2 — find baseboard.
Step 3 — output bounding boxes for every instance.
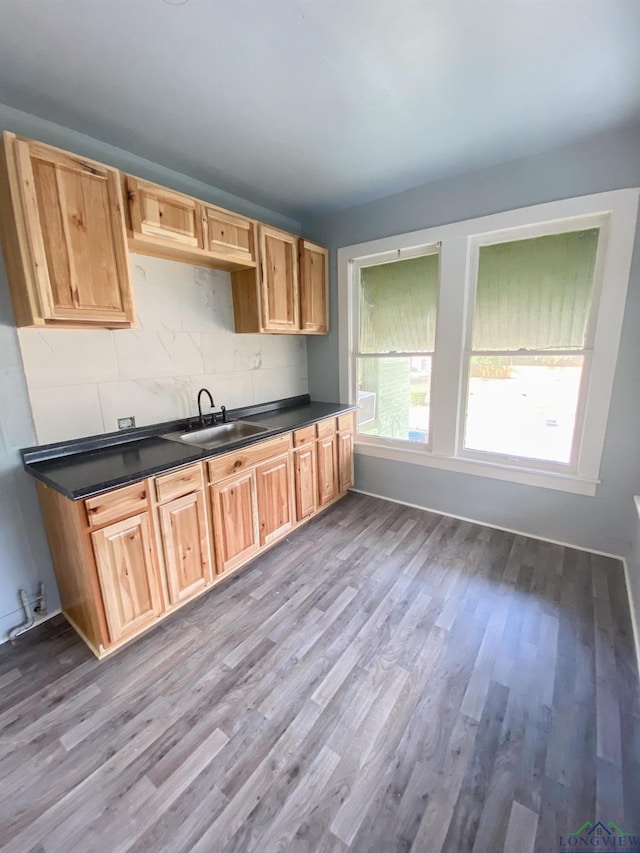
[0,608,62,646]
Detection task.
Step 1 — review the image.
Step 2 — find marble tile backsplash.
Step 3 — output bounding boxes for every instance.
[18,254,309,444]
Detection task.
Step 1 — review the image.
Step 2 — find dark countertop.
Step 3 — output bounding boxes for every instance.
[21,396,356,500]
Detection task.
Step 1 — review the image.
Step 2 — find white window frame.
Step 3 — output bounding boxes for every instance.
[353,241,440,450]
[338,189,639,496]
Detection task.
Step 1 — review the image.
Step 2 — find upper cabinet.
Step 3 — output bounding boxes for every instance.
[123,175,258,273]
[202,203,256,267]
[299,239,328,334]
[0,132,135,328]
[260,225,300,332]
[231,227,328,335]
[0,131,327,334]
[126,176,203,248]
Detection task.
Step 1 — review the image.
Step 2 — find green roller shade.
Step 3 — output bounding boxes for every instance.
[359,254,439,353]
[472,228,599,351]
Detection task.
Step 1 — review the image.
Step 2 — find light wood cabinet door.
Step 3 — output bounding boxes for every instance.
[255,453,294,546]
[294,443,317,521]
[259,225,300,332]
[299,239,328,334]
[203,205,256,266]
[159,491,212,605]
[317,434,338,507]
[210,470,259,574]
[91,512,162,644]
[2,134,134,327]
[230,231,328,337]
[338,431,354,493]
[126,176,203,248]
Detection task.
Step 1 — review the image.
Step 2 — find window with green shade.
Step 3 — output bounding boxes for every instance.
[464,228,600,465]
[472,229,599,352]
[359,254,439,353]
[356,250,439,445]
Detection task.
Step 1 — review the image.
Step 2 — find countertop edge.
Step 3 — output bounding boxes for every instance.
[24,400,358,501]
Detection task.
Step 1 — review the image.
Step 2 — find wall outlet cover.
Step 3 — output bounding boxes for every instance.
[118,416,136,430]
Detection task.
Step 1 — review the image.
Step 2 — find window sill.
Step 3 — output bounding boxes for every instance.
[354,439,599,496]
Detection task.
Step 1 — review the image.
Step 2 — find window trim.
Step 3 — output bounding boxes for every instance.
[458,214,608,473]
[338,189,639,496]
[353,242,440,449]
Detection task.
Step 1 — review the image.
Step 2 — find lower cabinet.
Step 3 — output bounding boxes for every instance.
[317,432,339,507]
[37,412,356,659]
[316,414,355,506]
[159,490,212,604]
[91,512,163,644]
[255,453,294,546]
[210,469,260,574]
[338,429,354,493]
[293,442,317,521]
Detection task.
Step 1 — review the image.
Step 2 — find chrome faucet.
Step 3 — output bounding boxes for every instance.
[197,388,215,426]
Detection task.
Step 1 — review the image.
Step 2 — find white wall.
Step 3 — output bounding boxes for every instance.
[19,255,308,444]
[0,103,304,640]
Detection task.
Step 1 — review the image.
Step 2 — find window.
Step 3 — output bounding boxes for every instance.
[339,190,638,495]
[463,227,599,467]
[356,248,439,445]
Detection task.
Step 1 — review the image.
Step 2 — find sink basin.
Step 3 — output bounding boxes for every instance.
[162,420,270,450]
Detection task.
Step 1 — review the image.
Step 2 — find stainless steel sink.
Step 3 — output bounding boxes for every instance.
[161,420,270,450]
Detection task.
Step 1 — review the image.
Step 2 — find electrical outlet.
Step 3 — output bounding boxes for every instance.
[118,416,136,430]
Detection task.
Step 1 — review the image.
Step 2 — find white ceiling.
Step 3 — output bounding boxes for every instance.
[0,0,638,219]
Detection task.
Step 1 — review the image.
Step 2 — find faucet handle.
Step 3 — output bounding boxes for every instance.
[220,406,227,423]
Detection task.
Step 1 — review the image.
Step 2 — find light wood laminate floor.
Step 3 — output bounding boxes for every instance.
[0,493,638,852]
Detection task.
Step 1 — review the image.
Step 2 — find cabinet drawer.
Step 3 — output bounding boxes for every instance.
[208,434,292,483]
[203,205,256,264]
[126,176,202,247]
[155,463,203,504]
[85,481,148,528]
[338,412,356,433]
[293,425,316,447]
[316,418,337,438]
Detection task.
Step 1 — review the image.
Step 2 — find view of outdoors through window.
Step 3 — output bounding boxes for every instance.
[358,356,432,443]
[465,355,583,463]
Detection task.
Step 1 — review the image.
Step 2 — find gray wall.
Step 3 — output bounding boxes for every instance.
[629,515,640,665]
[0,103,301,641]
[0,258,58,639]
[303,124,640,562]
